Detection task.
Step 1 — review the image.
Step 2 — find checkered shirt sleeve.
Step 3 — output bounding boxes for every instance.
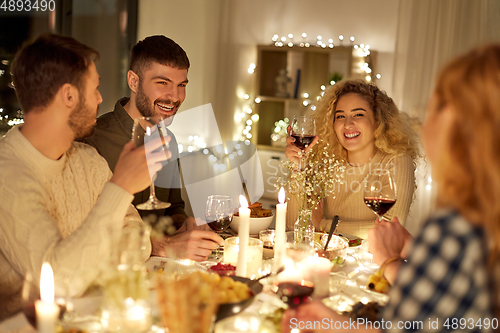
[382,209,496,333]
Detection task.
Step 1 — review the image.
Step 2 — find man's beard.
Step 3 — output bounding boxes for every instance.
[135,80,180,122]
[68,94,97,140]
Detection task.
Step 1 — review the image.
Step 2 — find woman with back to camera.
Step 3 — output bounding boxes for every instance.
[282,44,500,333]
[285,79,420,239]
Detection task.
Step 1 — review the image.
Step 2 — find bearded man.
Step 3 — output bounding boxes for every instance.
[85,35,222,261]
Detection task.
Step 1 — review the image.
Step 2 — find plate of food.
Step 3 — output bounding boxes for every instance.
[231,202,274,236]
[154,270,263,331]
[335,233,363,247]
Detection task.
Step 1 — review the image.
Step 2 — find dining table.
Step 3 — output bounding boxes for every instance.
[0,231,388,333]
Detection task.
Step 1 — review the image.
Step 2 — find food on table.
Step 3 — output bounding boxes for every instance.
[234,202,272,218]
[367,270,390,293]
[209,262,236,276]
[217,276,252,304]
[342,301,382,322]
[156,271,220,333]
[349,238,362,247]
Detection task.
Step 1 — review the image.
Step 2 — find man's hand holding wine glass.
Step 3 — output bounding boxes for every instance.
[110,138,172,195]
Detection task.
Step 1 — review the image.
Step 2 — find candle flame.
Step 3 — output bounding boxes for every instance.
[239,195,248,208]
[278,187,285,204]
[40,262,54,303]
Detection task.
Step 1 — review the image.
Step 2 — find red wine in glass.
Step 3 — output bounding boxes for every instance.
[272,280,314,308]
[364,198,396,216]
[363,169,397,221]
[291,116,316,151]
[207,215,233,232]
[291,134,315,150]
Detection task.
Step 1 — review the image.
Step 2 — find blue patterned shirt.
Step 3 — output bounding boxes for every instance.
[382,209,498,333]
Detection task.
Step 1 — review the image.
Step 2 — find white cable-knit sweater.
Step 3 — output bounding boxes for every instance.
[0,126,150,320]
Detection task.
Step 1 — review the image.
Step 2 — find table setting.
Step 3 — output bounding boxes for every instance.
[0,183,392,333]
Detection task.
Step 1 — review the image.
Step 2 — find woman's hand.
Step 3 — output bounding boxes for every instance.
[285,125,319,167]
[368,217,412,266]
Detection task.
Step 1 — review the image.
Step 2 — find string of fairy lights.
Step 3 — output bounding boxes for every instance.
[236,33,381,143]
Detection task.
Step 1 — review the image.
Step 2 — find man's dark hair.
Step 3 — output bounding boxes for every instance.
[11,33,99,114]
[130,35,190,75]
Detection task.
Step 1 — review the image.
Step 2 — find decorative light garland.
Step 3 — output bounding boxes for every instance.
[235,33,382,144]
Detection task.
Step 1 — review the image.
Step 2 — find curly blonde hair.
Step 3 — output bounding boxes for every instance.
[433,44,500,270]
[305,79,421,167]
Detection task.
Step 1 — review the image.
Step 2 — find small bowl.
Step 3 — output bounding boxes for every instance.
[317,234,349,260]
[231,215,274,236]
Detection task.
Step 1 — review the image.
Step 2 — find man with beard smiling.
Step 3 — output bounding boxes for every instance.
[0,34,167,319]
[85,35,223,262]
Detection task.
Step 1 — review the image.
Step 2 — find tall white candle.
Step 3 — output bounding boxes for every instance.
[35,263,60,333]
[274,187,287,267]
[236,195,250,277]
[307,255,332,298]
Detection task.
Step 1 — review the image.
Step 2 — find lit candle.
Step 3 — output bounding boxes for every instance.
[274,188,287,267]
[277,259,303,282]
[306,255,332,298]
[236,195,250,277]
[35,263,60,333]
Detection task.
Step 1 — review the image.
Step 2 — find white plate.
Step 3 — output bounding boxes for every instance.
[145,256,207,274]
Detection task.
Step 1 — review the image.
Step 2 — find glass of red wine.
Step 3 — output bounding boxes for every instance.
[363,169,397,222]
[205,195,234,260]
[291,115,316,151]
[271,280,315,308]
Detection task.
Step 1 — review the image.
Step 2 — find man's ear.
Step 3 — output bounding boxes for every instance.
[127,70,139,93]
[59,83,79,109]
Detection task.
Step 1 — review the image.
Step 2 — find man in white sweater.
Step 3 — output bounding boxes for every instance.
[0,34,169,320]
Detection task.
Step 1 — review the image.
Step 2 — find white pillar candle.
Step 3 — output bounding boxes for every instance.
[307,256,332,298]
[236,195,250,277]
[35,263,60,333]
[274,188,287,268]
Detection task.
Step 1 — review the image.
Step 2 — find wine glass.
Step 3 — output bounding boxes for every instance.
[290,116,316,151]
[132,116,171,210]
[205,195,234,260]
[363,169,397,222]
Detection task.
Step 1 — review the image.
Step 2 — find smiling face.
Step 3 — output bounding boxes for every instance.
[333,93,376,164]
[68,62,102,140]
[132,62,188,120]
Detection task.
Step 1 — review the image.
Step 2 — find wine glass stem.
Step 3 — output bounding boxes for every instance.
[149,173,157,201]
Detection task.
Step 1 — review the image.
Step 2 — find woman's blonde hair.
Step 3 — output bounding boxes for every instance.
[433,44,500,266]
[306,79,421,166]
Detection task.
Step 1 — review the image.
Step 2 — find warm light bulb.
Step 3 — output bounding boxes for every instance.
[350,36,355,41]
[251,114,259,121]
[281,36,286,42]
[303,101,309,106]
[243,94,249,100]
[302,33,307,38]
[339,35,344,41]
[288,34,293,39]
[254,97,261,103]
[376,74,381,79]
[303,92,309,98]
[328,39,333,43]
[317,35,322,40]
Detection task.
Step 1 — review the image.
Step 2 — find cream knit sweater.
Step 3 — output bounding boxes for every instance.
[286,150,415,239]
[0,126,150,320]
